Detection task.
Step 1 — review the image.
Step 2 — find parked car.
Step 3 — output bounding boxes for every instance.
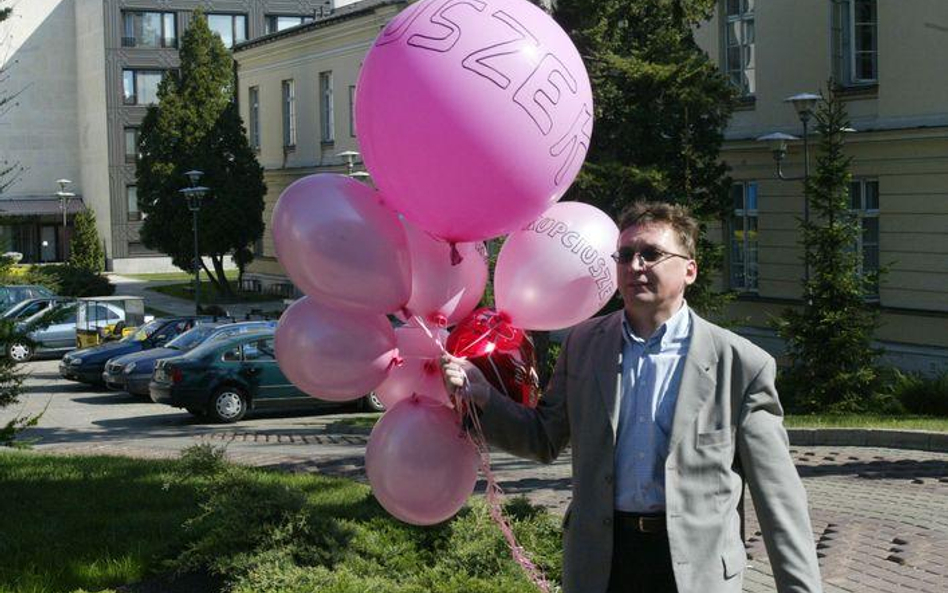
[103,320,278,395]
[2,296,74,321]
[149,330,384,423]
[3,300,131,362]
[0,285,55,314]
[59,316,207,385]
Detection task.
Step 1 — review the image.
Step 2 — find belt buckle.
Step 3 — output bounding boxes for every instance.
[637,516,649,532]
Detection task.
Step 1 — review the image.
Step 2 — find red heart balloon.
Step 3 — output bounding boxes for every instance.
[445,308,540,408]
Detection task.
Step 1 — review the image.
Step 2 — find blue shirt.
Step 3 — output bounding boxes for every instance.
[614,303,692,513]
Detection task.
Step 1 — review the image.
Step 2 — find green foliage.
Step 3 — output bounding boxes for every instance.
[137,10,265,298]
[773,87,882,414]
[880,368,948,417]
[554,0,735,315]
[68,208,105,273]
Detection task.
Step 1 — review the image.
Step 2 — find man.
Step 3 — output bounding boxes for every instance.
[441,201,822,593]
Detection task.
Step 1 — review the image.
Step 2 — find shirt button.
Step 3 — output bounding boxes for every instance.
[638,415,646,423]
[604,474,613,484]
[603,517,613,526]
[637,452,645,460]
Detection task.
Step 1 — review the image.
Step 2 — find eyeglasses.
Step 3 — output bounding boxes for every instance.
[611,246,691,268]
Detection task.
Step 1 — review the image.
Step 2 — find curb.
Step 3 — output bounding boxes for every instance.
[788,428,948,453]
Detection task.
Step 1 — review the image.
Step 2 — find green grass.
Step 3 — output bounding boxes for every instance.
[120,270,238,282]
[0,447,562,593]
[149,281,277,304]
[785,414,948,431]
[0,452,202,593]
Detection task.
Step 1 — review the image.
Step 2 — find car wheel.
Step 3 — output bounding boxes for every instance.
[7,342,33,363]
[208,387,247,423]
[361,392,385,413]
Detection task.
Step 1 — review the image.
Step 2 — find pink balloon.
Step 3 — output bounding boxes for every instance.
[356,0,594,242]
[275,297,397,401]
[272,174,411,314]
[366,396,479,525]
[495,202,619,330]
[402,221,488,327]
[376,325,450,409]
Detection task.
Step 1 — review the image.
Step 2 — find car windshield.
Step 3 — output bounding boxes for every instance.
[166,324,219,350]
[122,319,163,342]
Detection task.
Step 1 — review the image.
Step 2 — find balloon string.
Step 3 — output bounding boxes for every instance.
[459,381,552,593]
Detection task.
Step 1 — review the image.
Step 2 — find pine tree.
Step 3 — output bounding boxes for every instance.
[137,10,265,296]
[68,209,105,273]
[554,0,735,315]
[773,87,882,413]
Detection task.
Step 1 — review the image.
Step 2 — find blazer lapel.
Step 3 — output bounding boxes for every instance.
[668,312,719,453]
[592,311,624,442]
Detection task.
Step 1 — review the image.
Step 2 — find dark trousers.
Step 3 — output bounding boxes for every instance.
[606,515,678,593]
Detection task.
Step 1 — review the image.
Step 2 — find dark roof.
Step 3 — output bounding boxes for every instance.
[0,196,86,217]
[233,0,407,52]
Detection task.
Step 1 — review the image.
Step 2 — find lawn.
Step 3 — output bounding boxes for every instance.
[120,270,238,282]
[785,414,948,432]
[149,281,277,304]
[0,447,561,593]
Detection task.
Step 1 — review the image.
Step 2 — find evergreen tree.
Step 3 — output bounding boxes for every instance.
[68,209,105,273]
[554,0,735,315]
[773,87,882,413]
[137,10,265,296]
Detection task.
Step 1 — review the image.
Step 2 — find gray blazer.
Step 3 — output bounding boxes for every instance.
[480,310,822,593]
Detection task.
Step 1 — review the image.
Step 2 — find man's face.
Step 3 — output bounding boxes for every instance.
[616,222,697,311]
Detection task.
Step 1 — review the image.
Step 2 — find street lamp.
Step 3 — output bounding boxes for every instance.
[55,178,75,261]
[179,170,208,315]
[336,150,360,176]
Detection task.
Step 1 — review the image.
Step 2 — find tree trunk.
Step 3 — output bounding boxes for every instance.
[211,255,234,297]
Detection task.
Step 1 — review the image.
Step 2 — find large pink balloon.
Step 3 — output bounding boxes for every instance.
[402,221,488,327]
[495,202,619,330]
[275,297,397,401]
[272,174,411,314]
[356,0,594,242]
[366,396,479,525]
[376,325,450,409]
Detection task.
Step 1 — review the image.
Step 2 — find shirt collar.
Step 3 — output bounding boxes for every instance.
[622,302,691,349]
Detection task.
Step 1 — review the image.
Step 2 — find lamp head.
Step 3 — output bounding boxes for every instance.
[184,169,204,187]
[785,93,821,124]
[56,178,72,192]
[756,132,799,161]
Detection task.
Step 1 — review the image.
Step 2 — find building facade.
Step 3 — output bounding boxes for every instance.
[1,0,332,271]
[694,0,948,372]
[234,0,407,295]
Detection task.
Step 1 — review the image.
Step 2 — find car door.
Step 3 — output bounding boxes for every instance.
[40,304,78,349]
[240,337,304,403]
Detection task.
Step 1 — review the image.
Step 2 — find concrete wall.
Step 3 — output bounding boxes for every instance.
[0,0,80,199]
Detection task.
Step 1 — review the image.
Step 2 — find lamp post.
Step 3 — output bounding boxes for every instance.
[179,170,208,315]
[336,150,360,176]
[756,92,820,284]
[55,178,75,261]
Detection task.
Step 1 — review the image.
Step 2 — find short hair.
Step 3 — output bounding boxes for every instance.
[617,201,699,258]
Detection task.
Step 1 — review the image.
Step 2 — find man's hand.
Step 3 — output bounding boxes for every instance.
[440,353,492,409]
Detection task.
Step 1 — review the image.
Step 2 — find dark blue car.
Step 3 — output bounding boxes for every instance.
[102,320,277,395]
[59,317,206,385]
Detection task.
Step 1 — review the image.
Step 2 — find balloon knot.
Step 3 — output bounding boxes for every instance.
[450,243,463,266]
[388,354,405,371]
[430,313,448,328]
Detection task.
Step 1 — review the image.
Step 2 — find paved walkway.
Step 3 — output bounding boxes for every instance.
[107,274,286,319]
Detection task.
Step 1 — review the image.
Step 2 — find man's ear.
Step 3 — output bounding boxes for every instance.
[684,259,698,286]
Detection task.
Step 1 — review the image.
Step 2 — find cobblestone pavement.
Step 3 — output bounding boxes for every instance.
[5,361,947,593]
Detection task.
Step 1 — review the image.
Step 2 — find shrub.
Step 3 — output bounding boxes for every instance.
[884,369,948,417]
[41,265,114,297]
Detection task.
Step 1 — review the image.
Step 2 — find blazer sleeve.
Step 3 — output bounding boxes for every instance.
[475,330,572,464]
[737,357,823,593]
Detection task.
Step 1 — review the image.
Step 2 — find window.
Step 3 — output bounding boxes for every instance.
[126,185,141,221]
[123,69,166,105]
[833,0,878,86]
[850,178,880,298]
[265,15,314,34]
[124,127,140,163]
[253,236,264,257]
[122,11,176,48]
[729,181,759,292]
[222,345,241,362]
[349,85,356,137]
[723,0,755,96]
[207,13,247,48]
[248,86,261,150]
[320,71,334,143]
[282,80,296,148]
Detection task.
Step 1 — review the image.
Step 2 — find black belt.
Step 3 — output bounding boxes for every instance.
[615,511,666,534]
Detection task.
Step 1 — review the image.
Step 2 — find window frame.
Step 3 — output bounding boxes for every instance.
[248,86,261,151]
[264,14,315,35]
[729,181,759,293]
[320,71,335,143]
[121,10,177,48]
[206,12,248,48]
[722,0,755,97]
[833,0,878,87]
[282,79,297,149]
[124,127,140,163]
[126,185,141,222]
[122,69,167,106]
[849,178,880,300]
[348,84,356,138]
